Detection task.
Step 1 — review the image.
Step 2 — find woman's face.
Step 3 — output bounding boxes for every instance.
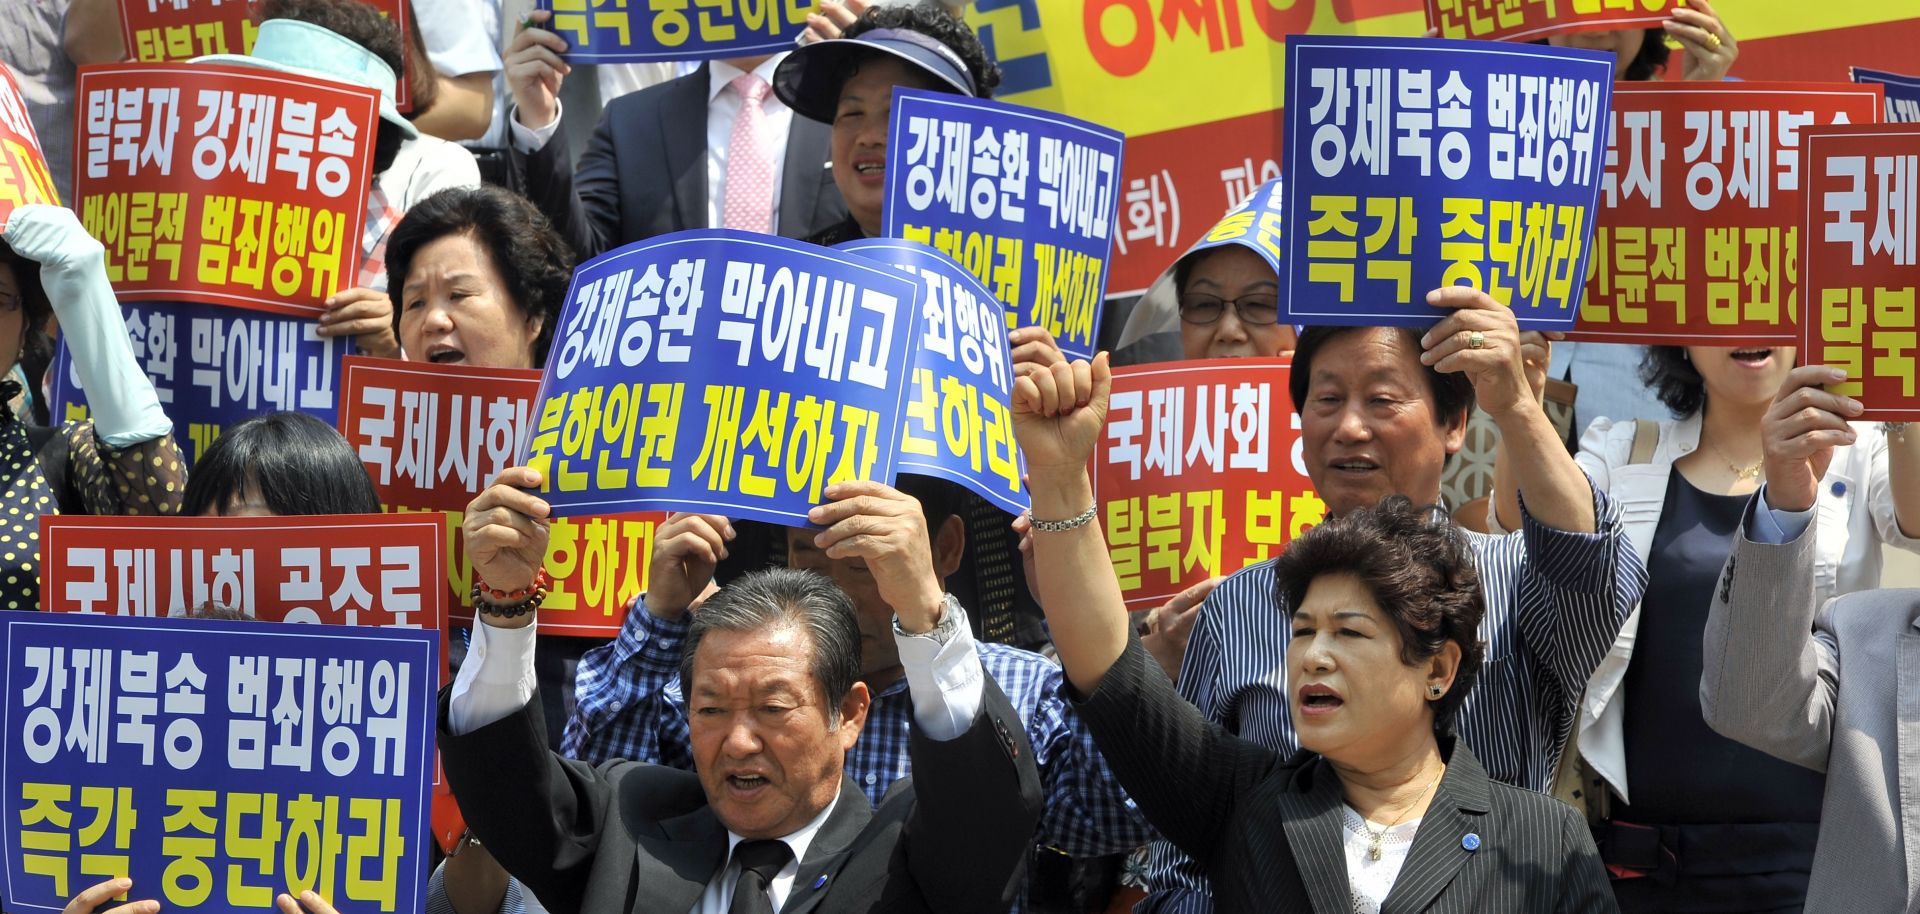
[1547,27,1647,74]
[1177,246,1296,360]
[831,57,939,237]
[1288,572,1458,767]
[397,233,543,370]
[1687,344,1795,412]
[0,263,29,373]
[202,480,273,517]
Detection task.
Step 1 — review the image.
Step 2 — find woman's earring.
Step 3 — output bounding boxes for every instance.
[1429,685,1444,699]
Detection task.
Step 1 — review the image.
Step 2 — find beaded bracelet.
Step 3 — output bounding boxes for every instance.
[472,569,551,618]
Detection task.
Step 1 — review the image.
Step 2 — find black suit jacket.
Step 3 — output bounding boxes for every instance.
[439,677,1042,914]
[1076,638,1617,914]
[514,63,846,259]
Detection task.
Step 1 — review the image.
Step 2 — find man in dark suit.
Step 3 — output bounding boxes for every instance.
[500,12,845,258]
[442,467,1042,914]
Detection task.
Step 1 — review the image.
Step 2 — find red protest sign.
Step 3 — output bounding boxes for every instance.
[1093,359,1325,607]
[119,0,414,109]
[1801,124,1920,419]
[1109,109,1283,298]
[336,357,658,638]
[73,62,379,315]
[0,62,61,230]
[1427,0,1672,43]
[1570,82,1883,347]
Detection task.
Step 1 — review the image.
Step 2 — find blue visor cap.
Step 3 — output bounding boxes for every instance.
[774,28,978,124]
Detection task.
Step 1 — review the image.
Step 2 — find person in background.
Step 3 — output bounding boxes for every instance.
[180,411,382,517]
[1539,0,1739,437]
[3,0,76,203]
[0,204,183,610]
[1013,348,1613,911]
[772,2,1000,246]
[499,10,845,257]
[1487,344,1920,911]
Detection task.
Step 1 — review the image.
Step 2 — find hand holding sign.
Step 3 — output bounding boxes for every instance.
[807,481,948,633]
[318,286,402,359]
[505,10,569,131]
[465,465,553,622]
[277,890,342,914]
[63,878,159,914]
[1760,366,1861,514]
[647,512,734,621]
[1419,286,1535,420]
[1666,0,1738,83]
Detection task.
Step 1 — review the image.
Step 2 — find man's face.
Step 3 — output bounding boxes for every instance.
[1298,328,1464,517]
[687,624,869,839]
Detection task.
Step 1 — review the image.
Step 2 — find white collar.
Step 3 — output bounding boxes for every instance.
[708,54,790,104]
[724,787,841,870]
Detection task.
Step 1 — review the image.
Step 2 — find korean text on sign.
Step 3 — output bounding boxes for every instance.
[539,0,810,64]
[1427,0,1671,45]
[1093,360,1325,607]
[1573,83,1882,347]
[52,300,354,468]
[837,239,1028,516]
[1801,125,1920,420]
[333,359,661,639]
[520,229,922,526]
[0,62,61,229]
[0,611,436,914]
[1853,68,1920,125]
[119,0,412,109]
[1280,37,1614,331]
[73,62,379,315]
[884,88,1123,361]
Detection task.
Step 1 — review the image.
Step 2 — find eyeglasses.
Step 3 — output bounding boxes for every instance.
[1177,293,1280,326]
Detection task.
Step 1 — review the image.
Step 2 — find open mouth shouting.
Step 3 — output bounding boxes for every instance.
[1728,347,1774,368]
[425,343,465,365]
[1297,683,1345,718]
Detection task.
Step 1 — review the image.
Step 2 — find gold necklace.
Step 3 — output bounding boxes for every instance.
[1359,767,1444,861]
[1704,438,1763,482]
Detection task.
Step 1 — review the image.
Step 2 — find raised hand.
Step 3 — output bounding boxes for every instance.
[1761,365,1860,513]
[64,877,158,914]
[646,512,734,621]
[316,287,400,359]
[1419,286,1533,421]
[1668,0,1738,83]
[463,466,552,624]
[1010,352,1112,478]
[504,10,571,130]
[807,480,946,633]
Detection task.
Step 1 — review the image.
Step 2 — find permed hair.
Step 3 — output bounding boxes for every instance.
[0,242,56,370]
[1272,496,1486,735]
[840,3,1002,99]
[181,411,383,517]
[384,185,575,368]
[680,568,865,718]
[1639,346,1701,418]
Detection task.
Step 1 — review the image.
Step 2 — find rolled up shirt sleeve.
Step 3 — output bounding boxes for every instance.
[448,619,540,735]
[894,604,984,742]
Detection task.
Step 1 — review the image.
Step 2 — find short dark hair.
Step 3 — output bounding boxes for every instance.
[1622,28,1671,82]
[0,242,55,369]
[181,411,383,516]
[1272,495,1485,734]
[895,473,962,537]
[1639,345,1702,418]
[840,3,1002,99]
[681,568,864,714]
[1287,325,1476,426]
[385,186,574,368]
[256,0,406,175]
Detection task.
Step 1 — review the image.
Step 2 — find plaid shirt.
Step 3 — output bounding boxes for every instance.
[563,598,1154,861]
[358,186,401,291]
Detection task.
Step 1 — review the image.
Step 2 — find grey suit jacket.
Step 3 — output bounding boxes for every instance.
[513,63,846,260]
[439,678,1042,914]
[1701,497,1920,914]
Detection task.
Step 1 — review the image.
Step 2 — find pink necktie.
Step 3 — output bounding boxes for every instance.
[722,73,775,234]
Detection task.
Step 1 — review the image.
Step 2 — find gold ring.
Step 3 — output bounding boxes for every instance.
[1468,331,1486,350]
[1705,32,1722,51]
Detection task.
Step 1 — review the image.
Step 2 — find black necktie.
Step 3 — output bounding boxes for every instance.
[727,839,793,914]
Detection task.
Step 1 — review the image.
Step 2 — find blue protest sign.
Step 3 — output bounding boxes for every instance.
[522,229,922,526]
[537,0,807,64]
[883,87,1123,361]
[0,612,437,914]
[836,238,1029,516]
[1852,67,1920,123]
[1280,36,1614,330]
[51,300,354,467]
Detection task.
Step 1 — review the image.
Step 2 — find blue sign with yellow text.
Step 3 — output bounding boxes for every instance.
[838,238,1028,517]
[1280,36,1614,330]
[51,300,354,468]
[0,612,437,914]
[522,230,923,526]
[536,0,809,64]
[1852,67,1920,123]
[883,88,1121,361]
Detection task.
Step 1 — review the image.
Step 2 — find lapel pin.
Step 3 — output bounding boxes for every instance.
[1461,833,1481,852]
[812,875,829,890]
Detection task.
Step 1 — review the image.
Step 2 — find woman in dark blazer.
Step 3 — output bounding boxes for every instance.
[1009,353,1616,914]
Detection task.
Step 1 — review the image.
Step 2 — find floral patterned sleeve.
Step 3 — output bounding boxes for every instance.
[58,421,187,517]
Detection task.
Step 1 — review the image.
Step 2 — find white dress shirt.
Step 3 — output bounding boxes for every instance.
[448,605,988,914]
[508,55,794,231]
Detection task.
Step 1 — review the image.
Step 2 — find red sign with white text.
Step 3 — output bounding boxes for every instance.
[73,62,379,315]
[118,0,413,109]
[1801,124,1920,419]
[0,62,61,230]
[1092,360,1325,607]
[1570,82,1883,347]
[336,357,658,638]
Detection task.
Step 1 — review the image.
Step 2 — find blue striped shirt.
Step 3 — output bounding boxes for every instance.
[1140,486,1646,913]
[562,597,1155,908]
